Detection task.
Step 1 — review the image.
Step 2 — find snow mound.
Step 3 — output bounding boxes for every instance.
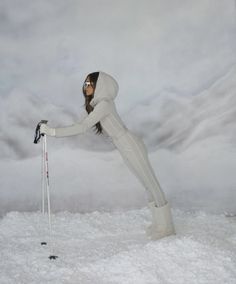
[0,209,235,284]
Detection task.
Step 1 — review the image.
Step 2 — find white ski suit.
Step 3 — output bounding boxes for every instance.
[41,72,175,239]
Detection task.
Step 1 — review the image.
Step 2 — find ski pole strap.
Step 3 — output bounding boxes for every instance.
[34,120,48,144]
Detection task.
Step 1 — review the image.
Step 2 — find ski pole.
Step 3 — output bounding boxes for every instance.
[43,134,53,242]
[34,121,58,259]
[42,134,58,259]
[41,132,45,214]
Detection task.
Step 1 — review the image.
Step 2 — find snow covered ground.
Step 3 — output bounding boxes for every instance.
[0,209,236,284]
[1,135,235,283]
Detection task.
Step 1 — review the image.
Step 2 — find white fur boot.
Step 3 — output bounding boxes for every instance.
[146,202,175,240]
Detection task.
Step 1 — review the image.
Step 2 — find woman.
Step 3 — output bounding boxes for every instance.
[40,71,175,239]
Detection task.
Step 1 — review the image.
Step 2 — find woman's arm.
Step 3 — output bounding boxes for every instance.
[44,100,110,137]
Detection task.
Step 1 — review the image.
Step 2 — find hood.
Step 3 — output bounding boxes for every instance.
[91,72,119,105]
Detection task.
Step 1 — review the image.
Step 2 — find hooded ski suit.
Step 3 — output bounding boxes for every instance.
[49,72,167,207]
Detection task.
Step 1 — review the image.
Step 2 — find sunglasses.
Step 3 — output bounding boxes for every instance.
[83,81,93,89]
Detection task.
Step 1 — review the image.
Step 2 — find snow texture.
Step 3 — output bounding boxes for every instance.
[0,209,236,284]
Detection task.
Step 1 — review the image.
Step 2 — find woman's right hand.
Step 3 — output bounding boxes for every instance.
[40,123,56,137]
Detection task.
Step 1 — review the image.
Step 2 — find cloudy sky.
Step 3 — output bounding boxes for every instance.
[1,0,235,158]
[1,0,235,110]
[0,0,235,214]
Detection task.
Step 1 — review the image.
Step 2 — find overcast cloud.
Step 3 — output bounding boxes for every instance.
[0,0,235,215]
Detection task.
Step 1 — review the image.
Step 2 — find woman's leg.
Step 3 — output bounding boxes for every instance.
[114,132,175,239]
[114,132,167,207]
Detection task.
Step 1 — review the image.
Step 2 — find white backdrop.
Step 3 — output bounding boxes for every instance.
[0,0,235,216]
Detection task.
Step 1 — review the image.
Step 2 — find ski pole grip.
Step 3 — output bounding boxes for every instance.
[34,120,48,144]
[40,120,48,137]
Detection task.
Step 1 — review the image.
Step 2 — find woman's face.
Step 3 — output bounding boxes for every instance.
[83,76,94,96]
